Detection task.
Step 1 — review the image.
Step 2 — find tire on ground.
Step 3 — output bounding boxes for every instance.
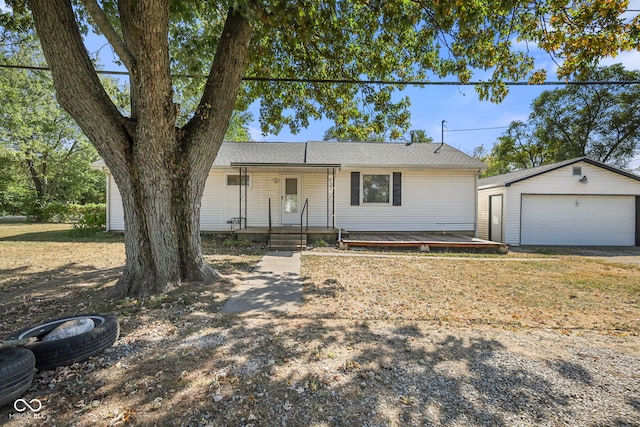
[7,314,119,371]
[0,348,36,408]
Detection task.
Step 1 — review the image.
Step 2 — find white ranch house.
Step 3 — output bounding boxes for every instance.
[478,157,640,246]
[94,141,487,244]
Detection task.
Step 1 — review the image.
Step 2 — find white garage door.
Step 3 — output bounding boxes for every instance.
[521,195,636,246]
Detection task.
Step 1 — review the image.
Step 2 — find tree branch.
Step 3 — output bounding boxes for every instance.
[181,6,253,169]
[82,0,136,71]
[62,139,79,162]
[25,156,44,199]
[28,0,130,170]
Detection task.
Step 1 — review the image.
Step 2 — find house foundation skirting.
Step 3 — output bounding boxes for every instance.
[235,226,339,245]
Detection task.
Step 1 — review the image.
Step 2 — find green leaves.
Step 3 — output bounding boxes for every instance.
[0,35,105,215]
[483,64,640,174]
[6,0,637,145]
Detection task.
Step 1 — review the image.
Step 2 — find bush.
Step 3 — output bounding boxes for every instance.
[71,203,107,235]
[25,200,67,222]
[41,201,69,222]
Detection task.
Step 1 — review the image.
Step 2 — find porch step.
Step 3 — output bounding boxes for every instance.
[269,233,307,250]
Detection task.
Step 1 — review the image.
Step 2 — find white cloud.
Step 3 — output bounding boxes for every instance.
[248,127,264,142]
[599,51,640,72]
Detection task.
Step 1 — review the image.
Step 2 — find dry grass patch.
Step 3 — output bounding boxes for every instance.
[301,255,640,332]
[0,223,264,333]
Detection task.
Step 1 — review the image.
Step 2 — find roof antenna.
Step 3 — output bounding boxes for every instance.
[434,120,446,153]
[407,130,415,146]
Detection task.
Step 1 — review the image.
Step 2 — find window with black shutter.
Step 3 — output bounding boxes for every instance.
[351,172,360,206]
[393,172,401,206]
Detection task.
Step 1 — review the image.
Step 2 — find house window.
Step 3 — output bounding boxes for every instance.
[572,166,582,176]
[362,174,390,204]
[226,174,250,186]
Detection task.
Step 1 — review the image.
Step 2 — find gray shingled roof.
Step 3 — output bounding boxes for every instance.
[478,157,640,188]
[92,141,487,170]
[215,141,486,169]
[213,141,307,166]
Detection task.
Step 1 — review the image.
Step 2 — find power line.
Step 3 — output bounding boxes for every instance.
[2,63,640,86]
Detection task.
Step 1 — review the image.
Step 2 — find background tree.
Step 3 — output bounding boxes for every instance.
[481,64,640,174]
[0,146,26,215]
[323,127,433,143]
[409,130,434,144]
[225,111,253,142]
[0,35,106,219]
[4,0,637,297]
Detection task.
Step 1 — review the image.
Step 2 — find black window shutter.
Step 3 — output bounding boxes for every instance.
[351,172,360,206]
[393,172,402,206]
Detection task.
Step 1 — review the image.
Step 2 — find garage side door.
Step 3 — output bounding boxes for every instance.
[521,195,636,246]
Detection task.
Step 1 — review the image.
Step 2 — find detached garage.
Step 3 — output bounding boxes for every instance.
[478,158,640,246]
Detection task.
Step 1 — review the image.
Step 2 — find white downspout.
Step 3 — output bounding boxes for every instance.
[474,169,479,238]
[104,168,111,232]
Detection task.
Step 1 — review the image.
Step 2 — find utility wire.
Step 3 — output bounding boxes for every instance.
[2,63,640,86]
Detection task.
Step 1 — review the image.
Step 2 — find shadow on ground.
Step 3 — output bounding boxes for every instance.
[2,305,638,426]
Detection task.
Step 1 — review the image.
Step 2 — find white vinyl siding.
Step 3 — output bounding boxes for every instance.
[105,167,480,234]
[201,170,280,230]
[336,168,477,232]
[107,174,124,231]
[200,170,333,230]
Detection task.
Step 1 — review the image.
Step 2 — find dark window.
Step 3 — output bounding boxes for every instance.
[363,174,390,204]
[226,174,250,186]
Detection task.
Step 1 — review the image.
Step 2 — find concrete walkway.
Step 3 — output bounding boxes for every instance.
[220,251,302,313]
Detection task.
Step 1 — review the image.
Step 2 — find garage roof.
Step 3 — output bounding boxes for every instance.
[478,157,640,189]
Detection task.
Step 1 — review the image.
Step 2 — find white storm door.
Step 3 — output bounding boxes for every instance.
[281,175,301,224]
[489,194,503,242]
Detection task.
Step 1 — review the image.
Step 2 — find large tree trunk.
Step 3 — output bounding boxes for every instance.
[111,152,217,297]
[29,0,253,297]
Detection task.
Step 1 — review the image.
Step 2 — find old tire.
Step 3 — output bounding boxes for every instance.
[0,348,36,408]
[7,314,119,371]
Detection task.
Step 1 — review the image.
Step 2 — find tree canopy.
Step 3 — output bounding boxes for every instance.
[0,33,105,218]
[480,64,640,175]
[3,0,638,296]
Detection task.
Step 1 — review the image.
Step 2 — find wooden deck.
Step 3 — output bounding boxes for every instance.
[233,227,507,253]
[341,232,508,253]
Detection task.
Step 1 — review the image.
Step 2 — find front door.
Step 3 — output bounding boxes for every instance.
[489,194,503,242]
[281,175,301,224]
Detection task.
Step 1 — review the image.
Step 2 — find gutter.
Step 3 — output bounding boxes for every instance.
[229,162,341,168]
